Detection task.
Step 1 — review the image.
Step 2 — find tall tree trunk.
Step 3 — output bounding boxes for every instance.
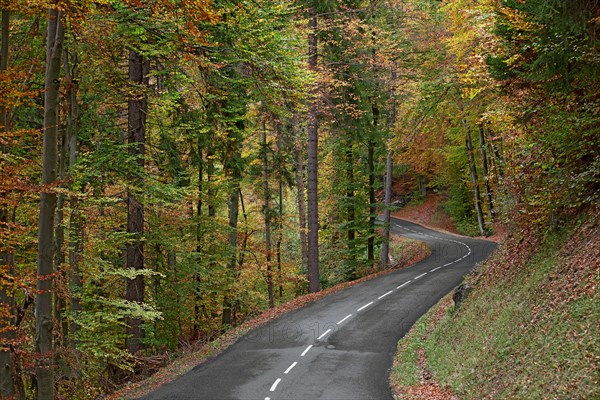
[463,120,485,236]
[0,209,14,398]
[36,6,65,399]
[293,114,308,273]
[0,8,14,398]
[379,151,393,269]
[64,49,82,349]
[262,117,274,308]
[478,123,494,221]
[277,177,283,299]
[221,156,241,327]
[367,102,379,265]
[53,105,67,351]
[345,142,356,278]
[125,50,148,355]
[380,70,397,269]
[193,145,203,339]
[306,7,320,293]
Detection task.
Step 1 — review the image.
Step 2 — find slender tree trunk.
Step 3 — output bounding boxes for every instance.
[306,7,320,293]
[262,117,274,308]
[367,104,378,265]
[64,49,82,349]
[478,123,494,221]
[53,112,67,353]
[379,151,393,269]
[345,142,356,278]
[0,209,14,398]
[293,114,308,273]
[0,8,15,397]
[277,177,283,299]
[463,120,485,236]
[222,150,241,328]
[417,175,427,197]
[380,69,397,270]
[36,6,65,399]
[125,50,148,354]
[193,145,203,339]
[238,188,249,269]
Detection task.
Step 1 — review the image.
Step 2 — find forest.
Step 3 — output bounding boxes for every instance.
[0,0,598,398]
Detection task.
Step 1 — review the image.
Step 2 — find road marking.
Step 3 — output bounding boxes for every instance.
[317,329,332,340]
[414,272,427,280]
[378,290,393,299]
[337,314,352,324]
[443,262,454,266]
[284,361,297,374]
[265,397,270,400]
[301,345,312,356]
[357,301,374,312]
[430,266,441,272]
[397,281,410,289]
[270,378,281,392]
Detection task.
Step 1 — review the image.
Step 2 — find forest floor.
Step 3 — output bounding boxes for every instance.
[389,207,599,399]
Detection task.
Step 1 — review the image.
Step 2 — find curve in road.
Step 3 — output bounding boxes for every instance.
[141,217,497,400]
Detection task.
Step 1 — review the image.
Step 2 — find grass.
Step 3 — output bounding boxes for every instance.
[390,213,600,399]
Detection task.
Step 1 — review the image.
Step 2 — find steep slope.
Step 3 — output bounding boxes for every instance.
[390,208,599,399]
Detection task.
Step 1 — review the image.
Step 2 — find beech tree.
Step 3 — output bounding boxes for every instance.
[36,3,65,399]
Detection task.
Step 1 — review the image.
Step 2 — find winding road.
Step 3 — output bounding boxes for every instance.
[141,217,497,400]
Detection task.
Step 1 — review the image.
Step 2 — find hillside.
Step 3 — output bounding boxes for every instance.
[390,207,599,399]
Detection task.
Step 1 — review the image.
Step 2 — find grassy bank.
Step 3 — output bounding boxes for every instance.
[390,209,599,399]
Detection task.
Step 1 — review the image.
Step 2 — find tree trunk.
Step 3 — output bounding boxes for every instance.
[417,175,427,197]
[345,142,356,278]
[293,114,308,273]
[379,151,393,269]
[380,69,397,270]
[306,7,320,293]
[0,208,14,398]
[193,145,203,339]
[262,117,274,308]
[36,6,65,399]
[463,120,485,236]
[367,104,378,265]
[125,50,148,355]
[222,163,240,328]
[277,177,283,299]
[63,49,82,349]
[478,123,494,221]
[0,8,14,398]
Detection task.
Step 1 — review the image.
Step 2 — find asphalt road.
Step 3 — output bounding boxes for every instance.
[141,218,497,400]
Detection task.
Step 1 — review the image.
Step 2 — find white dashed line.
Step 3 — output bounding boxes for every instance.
[265,397,270,400]
[337,314,352,324]
[430,266,441,272]
[284,361,297,374]
[317,329,332,340]
[357,301,374,312]
[270,378,281,392]
[397,281,411,289]
[378,290,394,299]
[301,345,312,357]
[414,272,427,280]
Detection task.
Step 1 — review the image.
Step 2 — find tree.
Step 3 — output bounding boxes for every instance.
[124,49,148,355]
[36,3,65,399]
[306,4,320,293]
